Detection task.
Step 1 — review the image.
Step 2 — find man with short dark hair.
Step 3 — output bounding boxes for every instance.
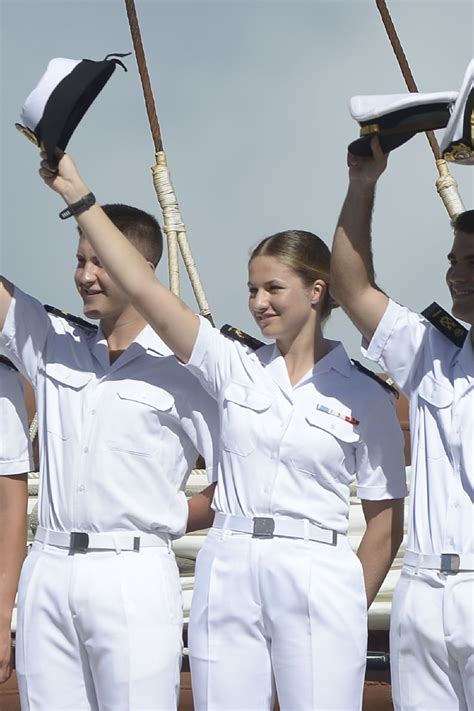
[331,137,474,710]
[0,205,217,710]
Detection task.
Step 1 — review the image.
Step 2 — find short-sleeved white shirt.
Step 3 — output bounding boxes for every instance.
[0,362,33,475]
[362,298,473,557]
[185,318,407,535]
[0,287,218,537]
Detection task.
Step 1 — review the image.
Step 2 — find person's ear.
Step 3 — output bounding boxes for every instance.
[310,279,327,306]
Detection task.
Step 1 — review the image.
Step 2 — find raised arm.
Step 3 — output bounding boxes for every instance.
[331,137,390,343]
[39,153,199,363]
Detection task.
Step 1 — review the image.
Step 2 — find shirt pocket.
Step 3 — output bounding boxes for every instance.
[107,385,176,457]
[221,382,272,457]
[418,374,453,459]
[291,409,359,479]
[45,363,92,440]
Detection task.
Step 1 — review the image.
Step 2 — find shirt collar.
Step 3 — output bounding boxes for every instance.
[136,325,173,357]
[259,339,352,391]
[312,340,353,378]
[90,324,172,370]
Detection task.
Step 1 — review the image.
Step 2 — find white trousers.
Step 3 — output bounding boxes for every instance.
[16,541,183,711]
[189,528,367,711]
[390,567,474,711]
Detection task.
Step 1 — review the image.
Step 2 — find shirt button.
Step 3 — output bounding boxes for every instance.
[77,484,85,492]
[83,446,89,453]
[91,409,96,416]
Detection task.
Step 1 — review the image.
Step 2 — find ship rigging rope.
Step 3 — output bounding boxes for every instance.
[375,0,465,218]
[124,0,214,322]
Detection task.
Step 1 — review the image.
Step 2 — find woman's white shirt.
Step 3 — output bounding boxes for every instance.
[185,317,407,534]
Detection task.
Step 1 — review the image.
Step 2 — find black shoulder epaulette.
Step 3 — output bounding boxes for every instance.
[0,355,18,371]
[220,324,265,351]
[421,302,467,348]
[44,304,98,332]
[351,359,399,399]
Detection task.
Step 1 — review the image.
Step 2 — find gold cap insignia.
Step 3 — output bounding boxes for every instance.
[15,123,39,147]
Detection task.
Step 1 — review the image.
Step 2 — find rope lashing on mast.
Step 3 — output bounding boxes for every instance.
[124,0,214,324]
[375,0,465,219]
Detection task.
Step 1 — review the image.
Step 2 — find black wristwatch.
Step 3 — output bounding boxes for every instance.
[59,192,96,220]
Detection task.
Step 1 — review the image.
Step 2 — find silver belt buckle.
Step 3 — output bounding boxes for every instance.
[440,553,460,574]
[70,532,90,553]
[252,517,275,538]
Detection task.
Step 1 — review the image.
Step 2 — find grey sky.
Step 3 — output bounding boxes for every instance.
[1,0,473,365]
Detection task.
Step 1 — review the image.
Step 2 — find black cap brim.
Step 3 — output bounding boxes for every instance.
[349,103,452,157]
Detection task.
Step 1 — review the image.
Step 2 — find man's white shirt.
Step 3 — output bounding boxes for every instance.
[0,287,217,536]
[363,298,473,557]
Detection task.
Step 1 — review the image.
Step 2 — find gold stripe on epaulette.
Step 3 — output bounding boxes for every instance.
[220,324,265,351]
[421,302,467,347]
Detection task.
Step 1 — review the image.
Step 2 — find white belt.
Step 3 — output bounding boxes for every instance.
[404,550,474,574]
[213,512,339,545]
[35,526,170,553]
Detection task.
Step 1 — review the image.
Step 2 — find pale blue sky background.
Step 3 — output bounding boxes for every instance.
[1,0,473,364]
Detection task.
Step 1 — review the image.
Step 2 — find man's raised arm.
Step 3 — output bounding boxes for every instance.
[331,137,390,344]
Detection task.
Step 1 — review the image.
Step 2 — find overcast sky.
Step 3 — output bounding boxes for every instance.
[1,0,473,365]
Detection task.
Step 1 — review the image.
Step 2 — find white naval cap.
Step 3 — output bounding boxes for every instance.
[348,90,458,156]
[440,59,474,165]
[16,54,129,168]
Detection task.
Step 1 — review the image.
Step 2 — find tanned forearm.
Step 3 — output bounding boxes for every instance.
[186,483,216,533]
[332,180,377,302]
[357,498,404,607]
[0,474,28,683]
[331,139,390,343]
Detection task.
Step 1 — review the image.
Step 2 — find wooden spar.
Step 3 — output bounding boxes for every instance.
[124,0,214,323]
[375,0,465,218]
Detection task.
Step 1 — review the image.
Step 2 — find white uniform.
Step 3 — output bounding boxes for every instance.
[362,299,474,711]
[184,318,407,711]
[0,287,217,711]
[0,361,33,475]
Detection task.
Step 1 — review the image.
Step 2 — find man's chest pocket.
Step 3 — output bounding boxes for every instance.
[418,375,453,460]
[106,385,176,457]
[221,382,272,457]
[290,409,359,479]
[45,364,92,440]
